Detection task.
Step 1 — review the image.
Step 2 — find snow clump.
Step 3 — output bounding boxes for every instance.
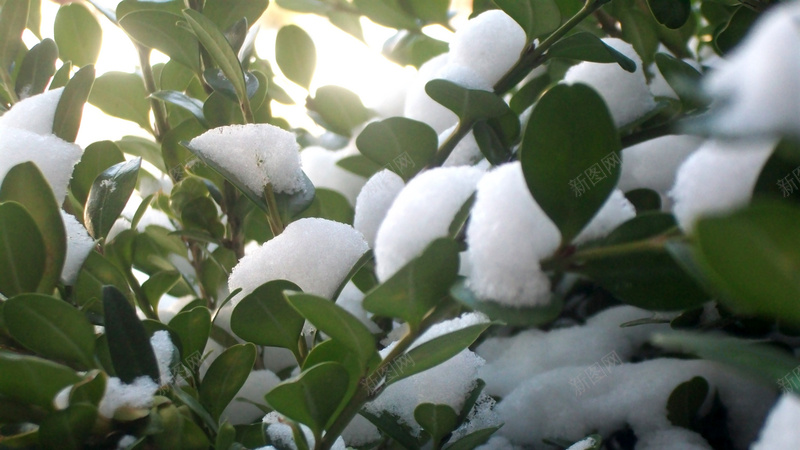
[354,169,405,248]
[617,135,704,196]
[0,87,63,134]
[573,189,636,245]
[300,146,366,205]
[751,394,800,449]
[263,412,346,449]
[60,210,95,285]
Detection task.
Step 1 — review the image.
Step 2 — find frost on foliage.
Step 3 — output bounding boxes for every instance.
[341,413,381,447]
[495,358,774,447]
[751,394,800,449]
[374,166,483,281]
[336,282,380,333]
[365,313,490,436]
[221,370,280,425]
[354,169,405,248]
[572,189,636,245]
[228,218,369,302]
[439,125,484,167]
[669,138,775,232]
[703,1,800,137]
[98,376,159,418]
[0,87,63,135]
[466,162,560,307]
[563,38,656,128]
[263,412,346,450]
[60,210,95,285]
[478,306,668,397]
[300,146,366,205]
[617,135,704,196]
[0,127,83,201]
[150,330,176,386]
[187,123,304,194]
[448,10,527,86]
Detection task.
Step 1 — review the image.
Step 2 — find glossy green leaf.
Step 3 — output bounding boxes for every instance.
[336,154,383,179]
[618,7,659,67]
[547,32,636,72]
[181,196,225,238]
[39,404,97,450]
[692,203,800,324]
[286,292,378,367]
[714,6,758,55]
[52,65,95,143]
[276,24,316,90]
[0,352,80,409]
[415,403,458,445]
[0,202,45,297]
[84,157,141,240]
[363,239,459,327]
[425,79,509,124]
[5,294,96,369]
[169,306,211,366]
[0,162,66,293]
[203,68,259,102]
[646,0,691,29]
[204,0,268,31]
[118,10,200,73]
[521,83,620,244]
[264,361,350,434]
[199,342,257,421]
[495,0,560,38]
[667,376,708,429]
[0,0,29,69]
[296,188,354,224]
[69,370,106,406]
[353,0,418,29]
[444,426,501,450]
[69,140,126,206]
[54,3,101,67]
[306,85,371,137]
[14,38,57,98]
[356,117,437,180]
[151,90,208,127]
[230,280,304,352]
[89,71,152,132]
[103,285,160,384]
[450,278,563,327]
[653,52,705,109]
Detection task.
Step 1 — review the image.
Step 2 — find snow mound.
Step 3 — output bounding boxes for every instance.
[449,10,527,85]
[60,210,95,285]
[618,135,704,195]
[98,376,159,418]
[149,330,176,386]
[354,169,405,248]
[0,88,63,135]
[751,394,800,450]
[300,146,366,205]
[573,189,636,245]
[439,125,484,167]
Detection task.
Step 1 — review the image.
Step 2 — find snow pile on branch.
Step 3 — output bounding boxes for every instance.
[466,162,560,307]
[0,87,63,134]
[187,123,304,194]
[563,38,656,128]
[222,370,281,425]
[60,210,95,285]
[300,146,366,205]
[354,169,405,248]
[98,376,159,419]
[573,189,636,245]
[702,1,800,137]
[374,166,483,281]
[669,138,775,232]
[618,135,704,196]
[751,394,800,449]
[228,218,368,302]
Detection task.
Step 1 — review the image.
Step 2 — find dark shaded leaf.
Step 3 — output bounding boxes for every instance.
[199,342,257,421]
[667,376,708,429]
[0,202,45,297]
[38,404,97,450]
[547,32,636,72]
[103,285,160,383]
[14,38,58,98]
[646,0,691,29]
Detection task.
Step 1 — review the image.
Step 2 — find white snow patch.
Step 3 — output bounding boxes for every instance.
[98,376,159,418]
[60,210,95,285]
[342,413,381,447]
[618,135,704,195]
[439,125,484,167]
[751,394,800,450]
[300,146,366,205]
[572,189,636,245]
[149,330,176,386]
[567,436,598,450]
[0,88,63,135]
[221,370,281,425]
[354,169,405,248]
[263,412,346,449]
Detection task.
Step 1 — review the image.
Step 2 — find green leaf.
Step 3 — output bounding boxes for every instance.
[151,90,208,127]
[667,376,708,429]
[0,162,66,293]
[84,158,141,241]
[692,203,800,325]
[52,65,95,143]
[69,370,106,406]
[116,0,184,18]
[547,32,636,72]
[653,52,705,109]
[0,202,45,297]
[74,251,132,315]
[356,117,437,180]
[103,285,160,384]
[264,361,350,434]
[5,294,96,369]
[89,71,153,132]
[415,403,458,445]
[69,140,126,206]
[306,85,371,137]
[118,135,167,172]
[204,68,259,102]
[494,0,560,39]
[714,6,758,55]
[276,24,316,90]
[230,280,304,352]
[286,292,378,368]
[406,0,449,23]
[203,0,268,31]
[363,239,459,327]
[360,410,421,448]
[352,0,419,29]
[53,3,102,67]
[425,79,509,124]
[618,7,659,67]
[646,0,691,29]
[444,426,501,450]
[276,0,329,13]
[38,404,97,450]
[169,306,211,366]
[328,9,364,42]
[0,0,29,69]
[14,38,58,98]
[199,342,257,421]
[296,188,354,224]
[382,30,448,68]
[521,83,620,244]
[450,279,563,327]
[183,8,248,105]
[119,10,201,73]
[336,154,383,179]
[49,60,72,90]
[0,352,80,410]
[142,270,181,311]
[181,196,225,238]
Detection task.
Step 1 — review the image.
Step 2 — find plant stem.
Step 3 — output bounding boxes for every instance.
[540,232,679,272]
[263,183,286,236]
[240,97,255,124]
[429,120,475,168]
[136,44,170,142]
[620,122,679,148]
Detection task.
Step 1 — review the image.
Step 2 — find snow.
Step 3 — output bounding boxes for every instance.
[221,370,281,425]
[669,138,775,232]
[465,162,560,307]
[353,169,405,248]
[98,376,159,418]
[563,38,656,128]
[300,146,366,205]
[702,1,800,137]
[477,436,520,450]
[751,394,800,450]
[637,427,712,450]
[448,10,527,86]
[0,127,83,202]
[263,412,346,449]
[342,413,381,447]
[374,166,483,281]
[567,436,598,450]
[116,435,137,450]
[60,210,95,285]
[448,393,502,443]
[618,135,704,195]
[262,346,299,373]
[573,189,636,245]
[0,88,63,135]
[228,218,369,302]
[149,330,176,386]
[187,124,304,194]
[440,125,484,167]
[336,281,380,333]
